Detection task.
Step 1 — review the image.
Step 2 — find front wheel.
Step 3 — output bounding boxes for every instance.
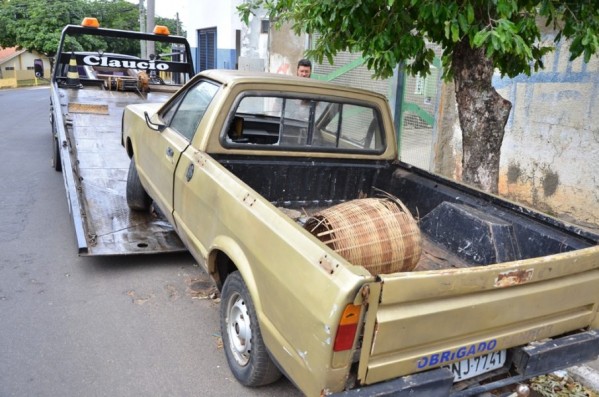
[126,158,152,211]
[220,271,281,387]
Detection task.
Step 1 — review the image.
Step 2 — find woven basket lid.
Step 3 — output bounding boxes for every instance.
[304,197,421,274]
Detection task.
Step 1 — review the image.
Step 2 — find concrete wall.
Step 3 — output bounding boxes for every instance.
[495,42,599,228]
[435,40,599,229]
[268,22,307,75]
[238,6,269,68]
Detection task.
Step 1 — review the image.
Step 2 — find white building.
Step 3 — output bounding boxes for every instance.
[181,0,306,75]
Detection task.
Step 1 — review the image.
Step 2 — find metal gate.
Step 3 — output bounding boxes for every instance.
[312,48,441,171]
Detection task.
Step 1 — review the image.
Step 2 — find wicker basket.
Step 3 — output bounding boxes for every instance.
[304,197,421,274]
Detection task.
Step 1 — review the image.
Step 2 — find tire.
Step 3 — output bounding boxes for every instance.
[52,136,62,172]
[220,271,282,387]
[51,116,62,172]
[126,158,152,211]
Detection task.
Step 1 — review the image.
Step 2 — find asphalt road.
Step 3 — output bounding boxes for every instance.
[0,87,301,397]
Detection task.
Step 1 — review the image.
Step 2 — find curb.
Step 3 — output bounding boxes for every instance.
[568,365,599,393]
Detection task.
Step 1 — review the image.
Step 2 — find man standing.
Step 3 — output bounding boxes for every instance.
[296,59,312,78]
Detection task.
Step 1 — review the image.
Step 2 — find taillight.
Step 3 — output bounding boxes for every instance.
[333,304,362,352]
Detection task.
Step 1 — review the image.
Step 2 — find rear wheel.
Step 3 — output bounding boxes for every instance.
[52,136,62,172]
[126,158,152,211]
[50,114,62,172]
[220,271,281,387]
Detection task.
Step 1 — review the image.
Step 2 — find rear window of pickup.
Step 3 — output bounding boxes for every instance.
[222,95,386,154]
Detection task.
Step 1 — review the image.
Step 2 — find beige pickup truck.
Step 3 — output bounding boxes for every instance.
[121,69,599,396]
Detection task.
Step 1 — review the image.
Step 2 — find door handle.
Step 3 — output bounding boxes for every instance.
[185,163,194,182]
[166,147,174,158]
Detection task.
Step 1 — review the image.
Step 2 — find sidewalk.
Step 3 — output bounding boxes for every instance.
[568,358,599,393]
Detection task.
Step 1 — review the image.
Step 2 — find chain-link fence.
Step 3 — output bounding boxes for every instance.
[311,44,442,171]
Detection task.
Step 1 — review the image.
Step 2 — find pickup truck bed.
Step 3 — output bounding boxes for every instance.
[54,87,185,255]
[216,154,598,268]
[214,152,599,394]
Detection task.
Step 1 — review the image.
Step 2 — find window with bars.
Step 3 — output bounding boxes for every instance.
[197,27,216,72]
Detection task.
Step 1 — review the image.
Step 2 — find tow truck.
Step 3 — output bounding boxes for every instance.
[50,17,194,255]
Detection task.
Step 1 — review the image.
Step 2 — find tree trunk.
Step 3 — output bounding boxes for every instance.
[452,39,512,193]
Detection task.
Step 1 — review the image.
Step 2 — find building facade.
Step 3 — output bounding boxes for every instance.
[179,4,598,229]
[0,47,50,88]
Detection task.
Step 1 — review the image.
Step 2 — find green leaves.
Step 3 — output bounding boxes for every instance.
[0,0,151,56]
[466,4,475,24]
[237,0,599,81]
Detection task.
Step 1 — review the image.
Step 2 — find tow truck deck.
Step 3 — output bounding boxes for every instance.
[50,19,193,255]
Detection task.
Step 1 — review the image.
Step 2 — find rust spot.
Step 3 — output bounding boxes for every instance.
[495,269,534,287]
[361,285,370,300]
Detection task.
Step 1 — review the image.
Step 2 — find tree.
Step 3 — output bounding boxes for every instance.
[0,0,88,55]
[0,0,181,56]
[239,0,599,193]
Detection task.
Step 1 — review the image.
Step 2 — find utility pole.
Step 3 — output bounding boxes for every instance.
[139,0,146,59]
[146,0,155,57]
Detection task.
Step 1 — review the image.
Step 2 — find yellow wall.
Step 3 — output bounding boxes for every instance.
[0,50,50,87]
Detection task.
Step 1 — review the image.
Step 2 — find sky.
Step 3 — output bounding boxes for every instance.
[126,0,188,20]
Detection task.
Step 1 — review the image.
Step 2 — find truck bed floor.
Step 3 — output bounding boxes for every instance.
[62,88,186,255]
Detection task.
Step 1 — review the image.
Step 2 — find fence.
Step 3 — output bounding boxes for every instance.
[0,70,48,89]
[311,48,442,171]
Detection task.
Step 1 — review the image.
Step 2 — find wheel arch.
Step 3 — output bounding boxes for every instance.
[124,136,134,158]
[121,108,135,158]
[207,237,261,309]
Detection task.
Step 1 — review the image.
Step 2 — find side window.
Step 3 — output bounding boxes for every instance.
[164,80,219,141]
[161,95,184,126]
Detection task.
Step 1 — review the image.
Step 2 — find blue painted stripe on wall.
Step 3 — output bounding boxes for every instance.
[190,47,236,72]
[217,49,237,69]
[493,70,599,89]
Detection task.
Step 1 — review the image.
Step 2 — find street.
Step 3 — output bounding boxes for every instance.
[0,87,301,396]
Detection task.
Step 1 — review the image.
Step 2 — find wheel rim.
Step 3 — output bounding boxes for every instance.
[226,292,252,366]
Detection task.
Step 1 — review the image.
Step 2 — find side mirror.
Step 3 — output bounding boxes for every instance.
[144,111,166,132]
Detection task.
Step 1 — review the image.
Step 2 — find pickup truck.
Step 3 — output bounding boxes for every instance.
[122,69,599,396]
[50,17,194,255]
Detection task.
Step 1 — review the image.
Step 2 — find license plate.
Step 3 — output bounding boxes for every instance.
[445,350,506,381]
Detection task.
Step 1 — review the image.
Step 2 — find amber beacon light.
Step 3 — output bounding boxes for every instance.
[81,17,100,28]
[153,25,170,35]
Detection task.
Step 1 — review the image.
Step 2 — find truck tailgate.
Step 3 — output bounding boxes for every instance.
[357,245,599,385]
